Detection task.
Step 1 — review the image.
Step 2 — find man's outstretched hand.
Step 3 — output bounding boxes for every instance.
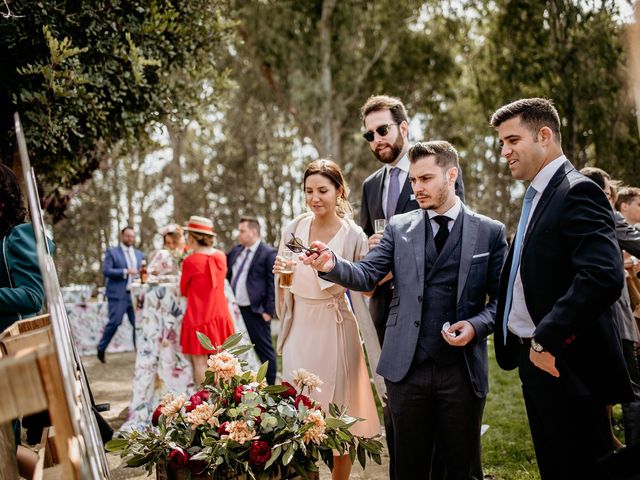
[300,241,334,272]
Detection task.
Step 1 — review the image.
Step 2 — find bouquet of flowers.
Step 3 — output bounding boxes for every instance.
[106,333,383,479]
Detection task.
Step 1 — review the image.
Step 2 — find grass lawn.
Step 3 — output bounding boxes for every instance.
[482,340,540,479]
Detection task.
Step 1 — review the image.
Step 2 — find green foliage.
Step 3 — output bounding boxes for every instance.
[1,0,233,220]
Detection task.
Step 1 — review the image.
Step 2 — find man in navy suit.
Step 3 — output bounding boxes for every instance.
[491,98,633,479]
[359,95,466,478]
[305,141,507,479]
[97,226,143,363]
[227,216,277,384]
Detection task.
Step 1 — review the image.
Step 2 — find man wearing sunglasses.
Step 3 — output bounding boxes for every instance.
[359,95,465,478]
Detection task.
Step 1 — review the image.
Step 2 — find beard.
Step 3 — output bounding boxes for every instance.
[372,134,404,164]
[417,175,451,210]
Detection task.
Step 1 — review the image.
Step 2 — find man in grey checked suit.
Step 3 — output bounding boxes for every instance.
[304,141,507,479]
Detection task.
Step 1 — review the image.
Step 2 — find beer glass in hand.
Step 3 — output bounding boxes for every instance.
[279,250,296,288]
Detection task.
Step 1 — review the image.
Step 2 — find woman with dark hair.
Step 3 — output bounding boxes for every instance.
[273,159,380,480]
[0,163,47,331]
[180,215,234,384]
[0,163,51,479]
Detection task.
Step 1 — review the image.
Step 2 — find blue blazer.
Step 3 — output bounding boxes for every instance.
[322,206,507,396]
[103,246,144,300]
[495,161,633,405]
[227,241,277,317]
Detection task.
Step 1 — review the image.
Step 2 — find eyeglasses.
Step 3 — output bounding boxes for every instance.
[285,233,328,256]
[363,123,400,142]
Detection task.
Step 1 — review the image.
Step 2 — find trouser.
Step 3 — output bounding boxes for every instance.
[98,295,135,352]
[386,358,484,480]
[518,344,613,480]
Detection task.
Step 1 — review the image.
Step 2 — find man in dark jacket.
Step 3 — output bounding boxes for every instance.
[227,216,277,384]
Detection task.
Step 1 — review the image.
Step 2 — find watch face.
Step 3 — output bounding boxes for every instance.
[531,339,543,352]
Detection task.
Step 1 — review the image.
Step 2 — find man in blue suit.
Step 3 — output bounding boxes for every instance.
[97,226,143,363]
[227,216,277,384]
[304,141,507,479]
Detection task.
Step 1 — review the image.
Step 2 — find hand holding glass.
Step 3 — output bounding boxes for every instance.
[278,250,296,288]
[374,219,387,234]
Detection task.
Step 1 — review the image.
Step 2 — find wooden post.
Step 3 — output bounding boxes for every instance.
[0,422,19,480]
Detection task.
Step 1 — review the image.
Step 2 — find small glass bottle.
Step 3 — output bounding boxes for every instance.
[140,259,148,284]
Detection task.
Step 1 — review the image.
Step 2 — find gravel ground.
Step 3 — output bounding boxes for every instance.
[84,352,390,479]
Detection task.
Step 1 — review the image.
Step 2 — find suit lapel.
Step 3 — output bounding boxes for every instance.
[457,208,478,304]
[370,168,386,221]
[411,211,427,289]
[394,176,414,215]
[523,161,573,248]
[248,242,262,271]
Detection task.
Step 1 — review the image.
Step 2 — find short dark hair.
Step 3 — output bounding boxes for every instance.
[121,226,134,235]
[490,98,562,142]
[0,163,27,237]
[615,187,640,211]
[361,95,408,127]
[239,216,260,235]
[408,141,460,170]
[579,167,610,190]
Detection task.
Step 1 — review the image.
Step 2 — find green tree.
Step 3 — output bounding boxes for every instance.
[1,0,233,220]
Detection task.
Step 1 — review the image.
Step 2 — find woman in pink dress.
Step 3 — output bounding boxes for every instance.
[180,215,234,384]
[274,160,381,480]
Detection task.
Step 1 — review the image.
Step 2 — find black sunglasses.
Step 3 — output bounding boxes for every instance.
[363,123,400,142]
[285,233,329,256]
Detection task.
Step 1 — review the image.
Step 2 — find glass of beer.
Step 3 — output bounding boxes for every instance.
[279,250,296,289]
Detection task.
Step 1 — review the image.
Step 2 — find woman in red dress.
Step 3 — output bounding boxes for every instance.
[180,215,235,384]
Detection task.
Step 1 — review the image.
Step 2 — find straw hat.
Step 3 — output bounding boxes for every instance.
[183,216,214,236]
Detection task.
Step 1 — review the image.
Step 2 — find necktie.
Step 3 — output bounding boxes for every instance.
[125,248,136,288]
[231,248,250,293]
[433,215,451,254]
[386,167,401,219]
[502,185,537,343]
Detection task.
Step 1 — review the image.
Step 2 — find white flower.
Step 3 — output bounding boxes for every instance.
[302,409,327,444]
[161,393,186,422]
[185,403,220,430]
[224,420,258,444]
[207,351,241,383]
[292,368,323,393]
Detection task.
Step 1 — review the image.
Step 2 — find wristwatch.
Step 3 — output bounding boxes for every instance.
[530,338,545,353]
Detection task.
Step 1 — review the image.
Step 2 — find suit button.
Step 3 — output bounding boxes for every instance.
[444,312,449,317]
[414,321,420,327]
[418,296,422,303]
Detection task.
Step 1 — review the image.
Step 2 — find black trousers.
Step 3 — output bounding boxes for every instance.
[517,344,613,480]
[239,306,277,385]
[386,358,485,480]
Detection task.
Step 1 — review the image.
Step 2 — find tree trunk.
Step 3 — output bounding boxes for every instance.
[166,121,188,222]
[318,0,337,161]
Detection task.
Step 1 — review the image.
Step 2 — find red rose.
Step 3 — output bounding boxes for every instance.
[294,394,312,409]
[151,404,163,426]
[233,385,245,404]
[248,440,272,465]
[218,422,230,436]
[185,393,204,413]
[168,448,189,471]
[280,381,297,399]
[195,390,210,401]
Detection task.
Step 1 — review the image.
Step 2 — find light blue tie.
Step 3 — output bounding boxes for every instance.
[386,167,401,219]
[502,185,537,343]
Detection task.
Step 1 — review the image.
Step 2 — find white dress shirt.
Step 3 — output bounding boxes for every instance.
[508,155,567,338]
[427,197,462,234]
[382,153,410,218]
[121,244,137,289]
[232,239,261,307]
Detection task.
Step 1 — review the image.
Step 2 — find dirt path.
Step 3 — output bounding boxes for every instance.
[84,352,390,479]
